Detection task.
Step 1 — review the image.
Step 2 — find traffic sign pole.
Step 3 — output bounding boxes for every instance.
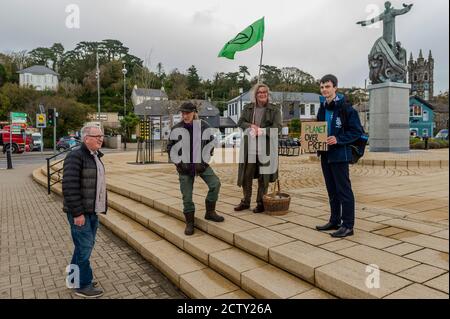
[7,112,13,169]
[53,113,56,154]
[41,128,43,154]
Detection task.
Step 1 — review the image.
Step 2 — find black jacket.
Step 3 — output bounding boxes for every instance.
[62,143,107,217]
[317,94,364,163]
[166,119,215,175]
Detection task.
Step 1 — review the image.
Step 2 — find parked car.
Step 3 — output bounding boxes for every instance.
[222,132,241,148]
[213,132,225,147]
[435,129,448,140]
[56,136,81,152]
[32,133,42,151]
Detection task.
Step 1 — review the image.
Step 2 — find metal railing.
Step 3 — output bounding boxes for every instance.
[46,145,78,194]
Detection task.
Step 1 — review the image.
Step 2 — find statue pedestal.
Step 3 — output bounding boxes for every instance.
[368,82,411,152]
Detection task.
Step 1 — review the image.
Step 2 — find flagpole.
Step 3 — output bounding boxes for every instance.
[258,39,264,83]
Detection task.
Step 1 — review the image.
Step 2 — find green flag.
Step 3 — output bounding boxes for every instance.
[218,17,265,60]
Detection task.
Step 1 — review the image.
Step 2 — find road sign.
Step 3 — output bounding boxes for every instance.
[10,124,22,134]
[36,113,47,128]
[11,112,27,124]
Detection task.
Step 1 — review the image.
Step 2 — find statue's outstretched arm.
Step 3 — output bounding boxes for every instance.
[394,3,413,15]
[356,13,384,26]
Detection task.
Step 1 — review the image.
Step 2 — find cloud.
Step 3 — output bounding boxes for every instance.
[0,0,448,92]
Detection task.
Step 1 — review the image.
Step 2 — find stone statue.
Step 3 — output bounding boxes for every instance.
[357,2,413,84]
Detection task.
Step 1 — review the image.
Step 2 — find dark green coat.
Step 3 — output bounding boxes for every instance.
[237,102,282,187]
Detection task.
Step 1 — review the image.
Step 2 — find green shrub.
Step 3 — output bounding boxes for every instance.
[410,141,424,149]
[410,137,421,145]
[428,141,440,149]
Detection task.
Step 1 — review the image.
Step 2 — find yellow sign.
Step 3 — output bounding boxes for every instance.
[300,121,328,153]
[36,113,46,128]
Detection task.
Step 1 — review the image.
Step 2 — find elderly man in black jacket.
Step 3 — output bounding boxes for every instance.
[62,124,106,298]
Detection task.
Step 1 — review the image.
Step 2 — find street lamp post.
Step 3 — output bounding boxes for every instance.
[122,63,128,150]
[96,51,101,123]
[122,63,127,116]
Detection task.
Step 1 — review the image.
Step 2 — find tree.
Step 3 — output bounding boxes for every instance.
[280,67,315,86]
[37,95,93,142]
[260,65,282,88]
[0,64,6,87]
[50,43,65,71]
[164,70,191,100]
[289,118,301,138]
[238,65,251,91]
[239,65,250,81]
[120,112,140,139]
[156,62,165,80]
[187,65,201,98]
[132,65,161,90]
[29,47,54,67]
[0,83,39,120]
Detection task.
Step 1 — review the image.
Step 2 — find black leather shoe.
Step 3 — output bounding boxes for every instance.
[253,205,265,214]
[330,227,354,238]
[234,203,250,211]
[316,222,341,231]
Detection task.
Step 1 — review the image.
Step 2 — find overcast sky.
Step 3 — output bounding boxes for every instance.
[1,0,448,92]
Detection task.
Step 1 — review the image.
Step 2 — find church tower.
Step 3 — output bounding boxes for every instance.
[408,49,434,100]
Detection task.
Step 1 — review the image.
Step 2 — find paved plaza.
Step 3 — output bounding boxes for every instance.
[0,164,185,299]
[1,148,448,299]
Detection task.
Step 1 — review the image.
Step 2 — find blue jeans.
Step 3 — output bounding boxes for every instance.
[67,213,99,289]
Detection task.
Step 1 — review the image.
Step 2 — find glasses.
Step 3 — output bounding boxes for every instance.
[88,135,104,139]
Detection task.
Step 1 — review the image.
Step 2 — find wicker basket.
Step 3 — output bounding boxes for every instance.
[263,180,291,216]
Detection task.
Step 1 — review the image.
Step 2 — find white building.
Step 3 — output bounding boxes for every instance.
[225,91,321,134]
[131,86,168,107]
[18,65,59,91]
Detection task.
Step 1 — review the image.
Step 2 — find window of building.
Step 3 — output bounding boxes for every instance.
[289,104,294,116]
[423,110,429,122]
[414,74,418,82]
[310,104,316,116]
[410,105,422,117]
[300,104,305,116]
[424,72,429,81]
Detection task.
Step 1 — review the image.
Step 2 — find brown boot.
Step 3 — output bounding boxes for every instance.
[205,200,224,222]
[234,202,250,211]
[184,212,195,235]
[253,204,265,214]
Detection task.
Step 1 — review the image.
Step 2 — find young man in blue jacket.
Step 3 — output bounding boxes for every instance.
[315,74,364,238]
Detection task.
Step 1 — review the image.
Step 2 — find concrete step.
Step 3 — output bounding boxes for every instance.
[33,167,252,298]
[105,190,334,299]
[34,167,333,299]
[102,178,421,299]
[35,166,429,299]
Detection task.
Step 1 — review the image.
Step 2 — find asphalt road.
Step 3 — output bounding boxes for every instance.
[0,148,130,169]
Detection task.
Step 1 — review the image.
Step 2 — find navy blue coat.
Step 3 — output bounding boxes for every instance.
[317,95,364,163]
